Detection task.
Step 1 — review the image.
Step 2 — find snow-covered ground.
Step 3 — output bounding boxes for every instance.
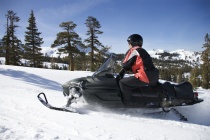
[0,65,209,140]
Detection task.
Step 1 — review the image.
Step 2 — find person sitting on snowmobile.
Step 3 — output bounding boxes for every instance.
[117,34,159,106]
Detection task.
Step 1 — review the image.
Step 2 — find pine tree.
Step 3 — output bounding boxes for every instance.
[85,16,103,71]
[201,33,210,89]
[97,45,111,66]
[176,69,183,83]
[2,10,22,65]
[51,21,83,71]
[189,66,200,88]
[10,36,23,65]
[24,10,44,67]
[0,39,3,57]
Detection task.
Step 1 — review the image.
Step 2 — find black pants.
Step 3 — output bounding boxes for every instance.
[119,76,148,105]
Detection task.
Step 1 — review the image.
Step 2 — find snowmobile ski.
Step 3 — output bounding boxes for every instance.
[37,92,77,113]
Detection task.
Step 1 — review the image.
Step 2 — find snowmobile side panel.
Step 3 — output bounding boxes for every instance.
[82,89,124,107]
[82,76,124,107]
[131,96,162,107]
[85,76,118,90]
[132,83,162,98]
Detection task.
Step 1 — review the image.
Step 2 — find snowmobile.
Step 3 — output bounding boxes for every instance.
[38,53,203,120]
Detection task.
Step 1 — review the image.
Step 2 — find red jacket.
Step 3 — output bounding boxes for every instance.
[123,46,159,84]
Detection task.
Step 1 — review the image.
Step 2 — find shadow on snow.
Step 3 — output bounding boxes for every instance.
[0,68,62,91]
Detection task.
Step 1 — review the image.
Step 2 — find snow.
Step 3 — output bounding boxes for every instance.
[41,47,68,58]
[0,57,5,65]
[169,49,199,62]
[0,65,210,140]
[148,49,165,59]
[147,49,202,66]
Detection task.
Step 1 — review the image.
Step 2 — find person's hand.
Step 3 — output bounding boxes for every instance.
[116,68,125,83]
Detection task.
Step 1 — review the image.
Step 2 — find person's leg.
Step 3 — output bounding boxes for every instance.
[119,76,147,106]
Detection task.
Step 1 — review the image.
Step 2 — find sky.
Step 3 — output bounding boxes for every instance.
[0,0,210,54]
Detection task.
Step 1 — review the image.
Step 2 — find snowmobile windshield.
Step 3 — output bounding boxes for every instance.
[92,53,117,77]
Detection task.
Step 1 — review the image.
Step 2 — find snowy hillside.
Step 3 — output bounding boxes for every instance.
[41,47,68,58]
[0,65,210,140]
[148,49,202,65]
[41,46,90,58]
[0,48,202,68]
[41,47,202,65]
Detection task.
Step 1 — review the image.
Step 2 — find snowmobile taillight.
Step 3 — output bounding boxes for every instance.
[194,92,198,97]
[193,92,198,101]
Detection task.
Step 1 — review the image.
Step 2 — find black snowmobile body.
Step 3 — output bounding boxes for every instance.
[62,53,203,109]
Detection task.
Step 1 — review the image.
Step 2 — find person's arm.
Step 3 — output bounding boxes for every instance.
[122,55,137,71]
[115,56,136,82]
[119,68,125,78]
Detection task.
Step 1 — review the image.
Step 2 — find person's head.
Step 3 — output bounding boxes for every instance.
[127,34,143,48]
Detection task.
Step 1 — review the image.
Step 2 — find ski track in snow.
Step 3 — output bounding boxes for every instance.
[0,65,210,140]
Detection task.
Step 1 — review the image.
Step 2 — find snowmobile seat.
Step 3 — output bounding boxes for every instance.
[174,82,194,100]
[162,82,176,98]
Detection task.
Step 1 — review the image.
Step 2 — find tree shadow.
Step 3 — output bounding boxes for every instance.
[0,68,62,91]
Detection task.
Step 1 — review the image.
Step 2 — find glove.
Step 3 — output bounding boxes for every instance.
[115,69,125,83]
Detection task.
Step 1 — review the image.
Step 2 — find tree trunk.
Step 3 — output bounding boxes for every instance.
[5,17,10,65]
[91,33,94,71]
